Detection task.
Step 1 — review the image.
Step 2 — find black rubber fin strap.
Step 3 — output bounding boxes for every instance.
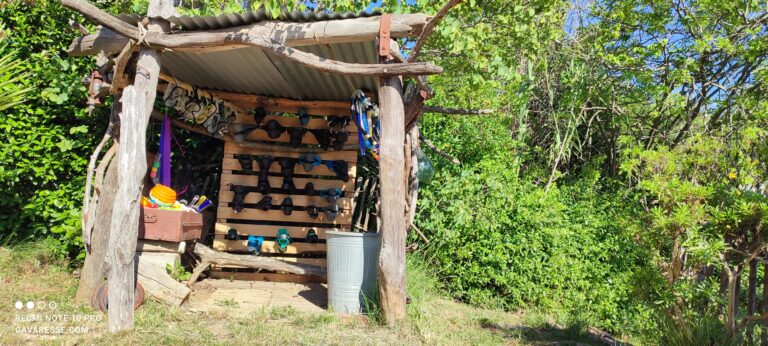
[287,127,307,148]
[234,154,253,172]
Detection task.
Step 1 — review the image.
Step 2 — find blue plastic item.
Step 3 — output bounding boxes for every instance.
[247,235,264,255]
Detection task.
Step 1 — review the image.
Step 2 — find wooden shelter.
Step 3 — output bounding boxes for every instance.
[63,0,451,333]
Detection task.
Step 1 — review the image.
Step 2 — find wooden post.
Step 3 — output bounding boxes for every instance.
[106,0,172,332]
[76,151,117,303]
[377,75,407,324]
[77,100,119,303]
[107,86,147,332]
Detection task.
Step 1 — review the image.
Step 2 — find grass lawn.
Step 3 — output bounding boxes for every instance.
[0,243,611,345]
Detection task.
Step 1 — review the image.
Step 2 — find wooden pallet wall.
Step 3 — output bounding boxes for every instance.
[214,111,358,281]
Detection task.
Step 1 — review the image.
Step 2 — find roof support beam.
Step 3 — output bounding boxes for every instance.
[63,0,441,76]
[105,0,172,333]
[377,73,408,324]
[70,14,430,56]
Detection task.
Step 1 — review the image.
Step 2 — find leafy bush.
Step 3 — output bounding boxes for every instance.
[415,150,652,332]
[0,1,103,258]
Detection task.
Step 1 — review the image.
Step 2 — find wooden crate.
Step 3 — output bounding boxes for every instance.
[139,207,203,242]
[214,113,358,282]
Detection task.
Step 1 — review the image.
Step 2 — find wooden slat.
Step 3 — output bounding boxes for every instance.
[218,191,353,211]
[238,128,359,146]
[215,221,346,240]
[209,269,326,284]
[222,155,357,178]
[224,142,359,162]
[214,257,327,268]
[217,207,351,224]
[213,238,326,254]
[219,174,355,193]
[234,113,357,131]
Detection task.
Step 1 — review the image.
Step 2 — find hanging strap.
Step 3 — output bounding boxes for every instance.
[159,114,172,187]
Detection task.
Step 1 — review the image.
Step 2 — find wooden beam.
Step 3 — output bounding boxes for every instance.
[207,90,350,114]
[69,27,128,56]
[136,240,186,253]
[107,87,147,332]
[389,43,432,96]
[188,243,327,285]
[61,0,442,76]
[136,253,191,306]
[69,14,431,56]
[377,74,407,324]
[157,74,350,115]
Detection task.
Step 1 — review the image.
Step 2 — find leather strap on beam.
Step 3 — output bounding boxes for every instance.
[379,14,392,58]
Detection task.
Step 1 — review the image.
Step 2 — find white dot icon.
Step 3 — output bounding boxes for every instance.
[15,301,22,310]
[26,301,34,310]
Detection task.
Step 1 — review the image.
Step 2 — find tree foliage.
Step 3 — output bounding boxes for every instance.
[0,0,106,257]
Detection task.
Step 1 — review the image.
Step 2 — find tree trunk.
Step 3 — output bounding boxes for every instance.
[762,262,768,345]
[105,0,170,332]
[726,267,743,338]
[377,75,407,324]
[727,273,738,337]
[406,125,419,225]
[75,151,118,303]
[748,259,758,342]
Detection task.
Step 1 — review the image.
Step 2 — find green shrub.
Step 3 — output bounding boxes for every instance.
[416,153,652,333]
[0,1,103,258]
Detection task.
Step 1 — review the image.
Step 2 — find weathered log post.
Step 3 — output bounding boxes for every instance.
[75,145,117,303]
[377,29,408,322]
[105,0,173,332]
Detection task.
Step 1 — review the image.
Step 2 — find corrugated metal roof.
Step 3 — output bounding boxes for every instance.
[160,40,380,101]
[127,9,383,101]
[117,9,381,31]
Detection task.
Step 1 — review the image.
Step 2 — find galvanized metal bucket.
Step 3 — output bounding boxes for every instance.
[326,230,381,314]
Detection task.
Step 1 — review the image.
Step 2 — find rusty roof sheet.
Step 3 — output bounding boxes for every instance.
[123,10,383,101]
[160,41,379,102]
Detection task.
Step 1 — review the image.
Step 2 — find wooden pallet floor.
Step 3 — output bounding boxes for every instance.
[187,279,327,314]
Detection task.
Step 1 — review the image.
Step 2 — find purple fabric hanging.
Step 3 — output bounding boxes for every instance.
[159,114,172,187]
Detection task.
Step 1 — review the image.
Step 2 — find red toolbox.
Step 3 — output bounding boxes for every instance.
[138,207,203,242]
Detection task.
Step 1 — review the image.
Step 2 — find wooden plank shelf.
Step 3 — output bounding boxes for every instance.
[217,207,352,224]
[224,143,359,162]
[234,114,357,131]
[215,117,357,283]
[222,155,357,178]
[213,238,326,254]
[215,223,343,240]
[219,191,354,210]
[212,257,328,268]
[209,269,326,283]
[220,174,354,193]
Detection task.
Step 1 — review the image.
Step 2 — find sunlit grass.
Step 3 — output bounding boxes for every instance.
[0,244,612,345]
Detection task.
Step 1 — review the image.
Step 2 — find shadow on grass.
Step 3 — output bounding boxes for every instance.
[479,317,626,345]
[296,283,328,310]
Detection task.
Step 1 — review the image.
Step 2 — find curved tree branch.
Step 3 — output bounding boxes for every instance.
[408,0,463,63]
[419,133,460,164]
[422,105,494,115]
